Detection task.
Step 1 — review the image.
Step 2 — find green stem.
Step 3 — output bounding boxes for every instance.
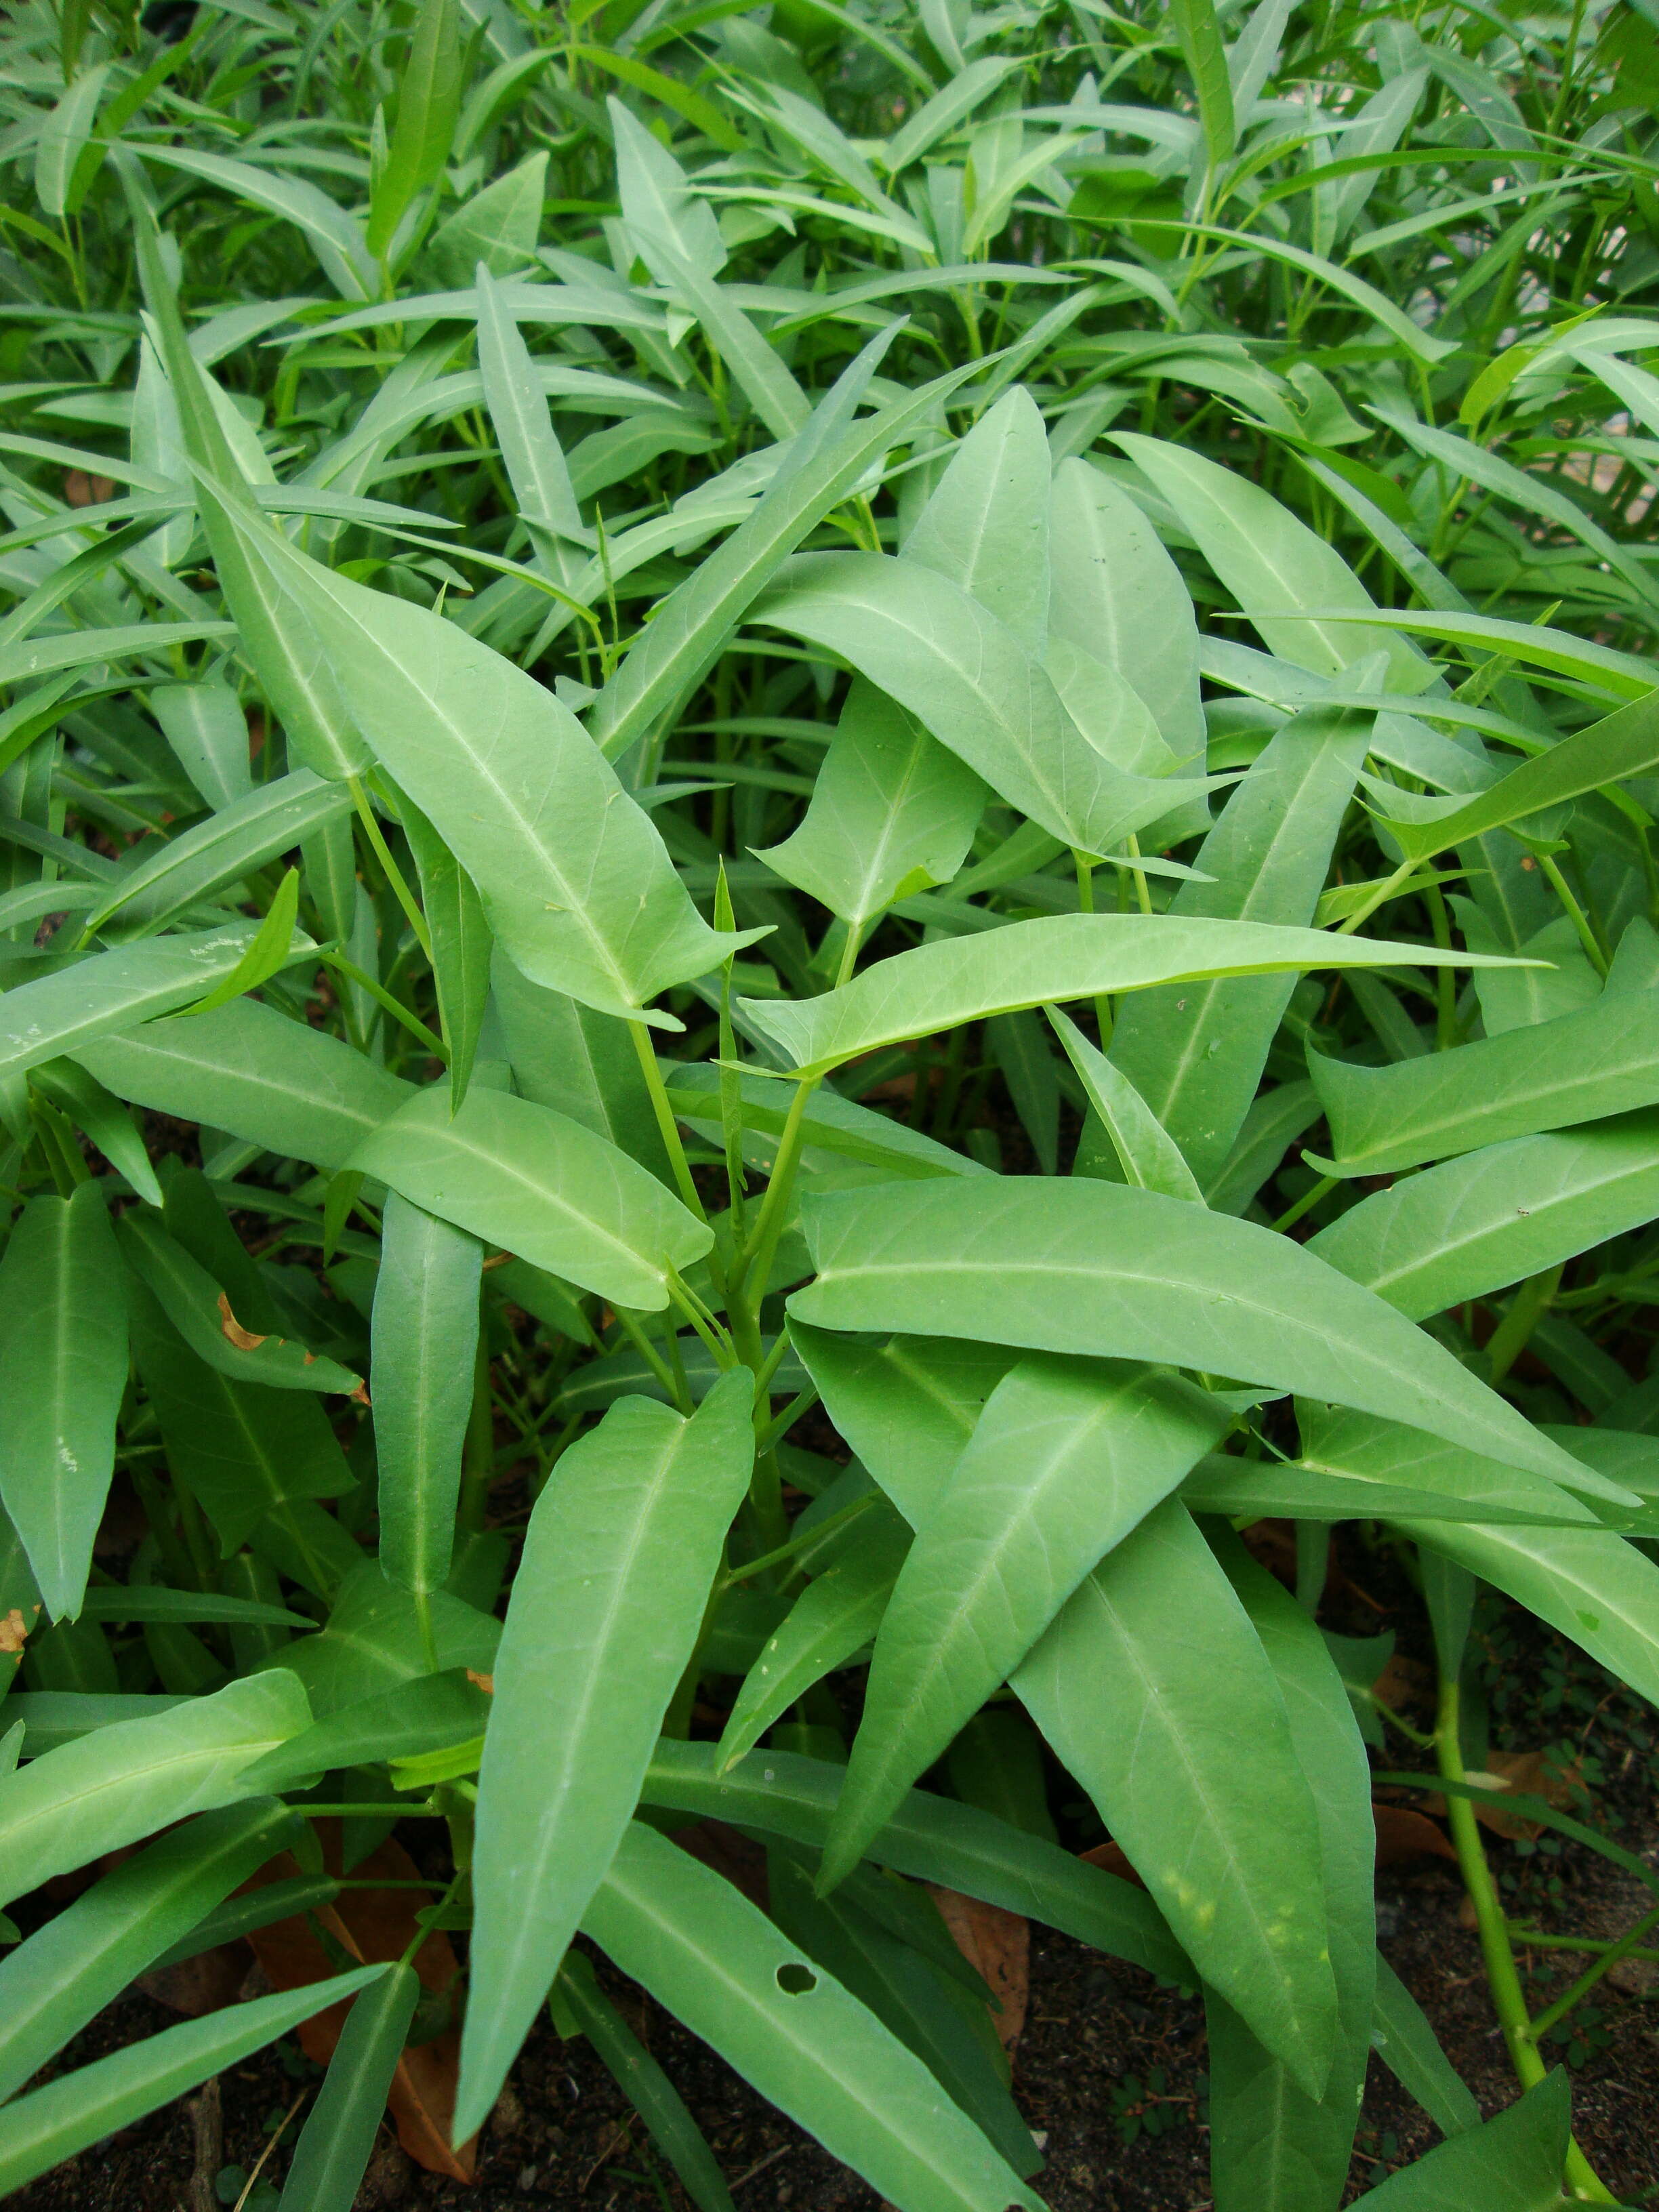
[347,776,432,962]
[629,1020,706,1221]
[1538,853,1610,978]
[1526,1900,1659,2044]
[730,1075,819,1307]
[613,1307,691,1414]
[1437,1672,1616,2201]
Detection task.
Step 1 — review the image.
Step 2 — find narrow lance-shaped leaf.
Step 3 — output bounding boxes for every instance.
[752,550,1218,856]
[0,924,310,1085]
[401,795,492,1113]
[455,1372,755,2139]
[366,0,460,259]
[0,1799,297,2104]
[0,1182,127,1619]
[0,1967,386,2198]
[820,1357,1230,1891]
[276,1963,421,2212]
[737,912,1534,1081]
[350,1084,711,1311]
[0,1671,311,1905]
[790,1179,1617,1496]
[1012,1500,1338,2098]
[583,1822,1044,2212]
[371,1193,483,1598]
[1202,1534,1378,2211]
[755,678,985,939]
[1107,703,1374,1182]
[1048,1006,1204,1202]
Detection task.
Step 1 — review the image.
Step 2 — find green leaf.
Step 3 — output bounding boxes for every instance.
[903,388,1050,653]
[1189,1404,1602,1528]
[0,1799,295,2103]
[1202,1533,1377,2208]
[1347,2071,1570,2208]
[754,550,1216,855]
[456,1372,755,2138]
[371,1193,482,1597]
[1399,1516,1659,1708]
[1107,704,1373,1182]
[1115,434,1426,685]
[791,1179,1601,1490]
[0,1183,127,1618]
[348,1082,711,1311]
[30,1059,163,1206]
[1012,1500,1337,2095]
[0,1670,310,1905]
[1048,1006,1203,1202]
[583,1821,1044,2212]
[0,1964,386,2195]
[1048,457,1204,762]
[474,262,592,559]
[398,796,491,1113]
[555,1952,739,2212]
[240,1669,490,1793]
[127,1282,354,1557]
[276,1963,420,2212]
[0,924,306,1085]
[644,1736,1188,1982]
[366,0,460,258]
[716,1506,910,1774]
[85,774,351,936]
[1312,972,1659,1175]
[768,1850,1039,2178]
[1370,1955,1481,2139]
[178,866,304,1017]
[737,913,1525,1080]
[821,1357,1229,1891]
[75,998,412,1176]
[1169,0,1236,167]
[117,1210,361,1395]
[584,333,979,764]
[1308,1113,1659,1323]
[213,515,759,1022]
[0,620,235,692]
[278,1563,497,1718]
[756,678,985,937]
[149,680,254,813]
[1378,687,1659,865]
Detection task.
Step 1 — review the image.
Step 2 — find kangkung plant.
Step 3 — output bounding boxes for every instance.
[1,0,1659,2204]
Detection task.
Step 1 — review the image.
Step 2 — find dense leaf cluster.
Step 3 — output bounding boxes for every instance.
[1,0,1658,2204]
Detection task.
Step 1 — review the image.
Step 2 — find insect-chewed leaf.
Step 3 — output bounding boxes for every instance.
[117,1210,359,1395]
[456,1372,754,2139]
[738,912,1532,1080]
[790,1179,1603,1492]
[349,1083,711,1311]
[0,1670,311,1904]
[583,1821,1045,2212]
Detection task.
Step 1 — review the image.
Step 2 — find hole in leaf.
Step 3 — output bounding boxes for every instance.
[775,1962,817,1995]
